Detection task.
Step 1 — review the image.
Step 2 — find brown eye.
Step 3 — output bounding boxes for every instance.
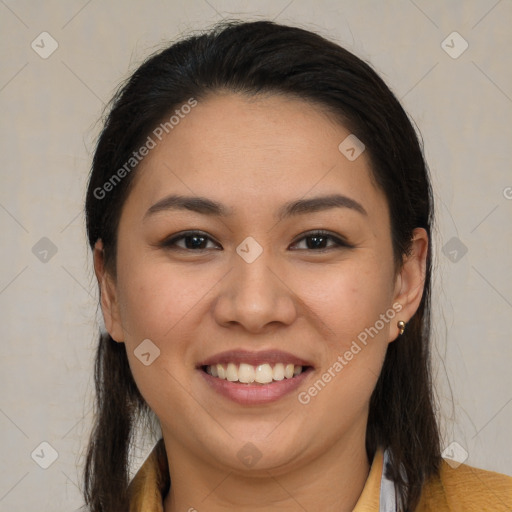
[160,229,352,253]
[290,230,352,251]
[161,231,221,251]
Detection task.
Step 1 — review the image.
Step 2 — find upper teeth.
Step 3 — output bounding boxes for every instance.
[205,363,303,383]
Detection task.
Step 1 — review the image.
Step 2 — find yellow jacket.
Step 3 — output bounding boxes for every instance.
[128,439,512,511]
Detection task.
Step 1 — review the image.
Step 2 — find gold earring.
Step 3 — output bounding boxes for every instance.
[397,320,406,335]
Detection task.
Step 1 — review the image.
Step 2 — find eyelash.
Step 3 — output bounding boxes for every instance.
[160,230,352,253]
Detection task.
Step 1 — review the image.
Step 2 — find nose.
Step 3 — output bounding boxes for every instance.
[212,243,297,333]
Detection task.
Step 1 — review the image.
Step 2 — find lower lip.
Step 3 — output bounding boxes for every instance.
[199,368,313,405]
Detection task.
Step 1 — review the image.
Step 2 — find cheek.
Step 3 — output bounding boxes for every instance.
[115,254,213,346]
[296,269,392,422]
[293,259,394,404]
[115,262,206,411]
[294,259,394,342]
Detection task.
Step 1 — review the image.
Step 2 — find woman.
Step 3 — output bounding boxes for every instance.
[83,20,511,512]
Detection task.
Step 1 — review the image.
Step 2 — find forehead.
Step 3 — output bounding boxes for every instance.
[125,92,388,222]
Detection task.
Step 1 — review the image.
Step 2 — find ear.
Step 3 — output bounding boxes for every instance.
[93,239,125,342]
[388,227,429,342]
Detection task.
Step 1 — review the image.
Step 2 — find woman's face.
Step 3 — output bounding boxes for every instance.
[96,92,427,475]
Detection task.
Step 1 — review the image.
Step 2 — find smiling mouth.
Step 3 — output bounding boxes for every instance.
[201,362,311,384]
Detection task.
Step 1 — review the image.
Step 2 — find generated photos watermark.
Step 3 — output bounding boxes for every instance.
[298,302,403,405]
[93,97,198,200]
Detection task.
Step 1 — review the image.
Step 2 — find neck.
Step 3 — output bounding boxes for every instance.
[162,428,372,512]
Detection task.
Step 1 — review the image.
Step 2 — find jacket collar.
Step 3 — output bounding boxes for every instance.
[127,439,386,511]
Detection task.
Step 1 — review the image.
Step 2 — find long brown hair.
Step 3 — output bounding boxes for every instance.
[84,19,440,511]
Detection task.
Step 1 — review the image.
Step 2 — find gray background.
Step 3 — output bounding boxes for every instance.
[1,1,511,510]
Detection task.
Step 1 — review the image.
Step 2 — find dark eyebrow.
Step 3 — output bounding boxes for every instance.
[277,194,367,219]
[144,195,231,220]
[144,193,367,221]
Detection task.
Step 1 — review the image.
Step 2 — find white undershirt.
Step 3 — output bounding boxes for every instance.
[379,448,398,511]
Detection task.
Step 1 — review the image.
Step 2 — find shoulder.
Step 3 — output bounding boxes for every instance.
[416,459,512,511]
